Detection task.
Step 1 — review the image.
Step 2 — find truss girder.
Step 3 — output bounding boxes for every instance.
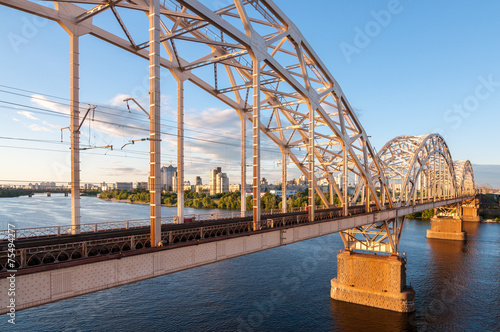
[453,160,475,196]
[1,1,476,255]
[376,134,461,208]
[344,134,475,254]
[0,0,393,215]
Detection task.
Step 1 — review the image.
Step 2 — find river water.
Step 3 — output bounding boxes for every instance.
[1,194,499,331]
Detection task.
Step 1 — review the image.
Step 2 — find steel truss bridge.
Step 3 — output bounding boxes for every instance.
[0,0,476,313]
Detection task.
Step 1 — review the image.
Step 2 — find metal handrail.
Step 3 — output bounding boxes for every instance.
[0,195,473,241]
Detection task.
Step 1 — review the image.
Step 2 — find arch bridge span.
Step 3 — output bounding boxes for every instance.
[0,0,477,314]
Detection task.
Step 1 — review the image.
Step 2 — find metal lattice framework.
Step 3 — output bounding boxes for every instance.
[1,1,475,255]
[454,160,475,196]
[1,0,391,228]
[376,134,457,206]
[342,134,475,253]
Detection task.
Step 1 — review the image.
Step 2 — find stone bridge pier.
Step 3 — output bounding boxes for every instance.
[427,204,466,240]
[330,250,416,312]
[461,197,481,222]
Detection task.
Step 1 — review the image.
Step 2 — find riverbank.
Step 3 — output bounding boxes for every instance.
[0,189,32,198]
[100,197,177,207]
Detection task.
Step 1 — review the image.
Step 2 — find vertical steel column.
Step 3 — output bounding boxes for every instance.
[149,0,161,246]
[177,78,184,224]
[240,114,246,217]
[329,182,334,207]
[381,181,385,206]
[361,185,365,206]
[343,144,348,215]
[282,150,287,213]
[308,106,315,222]
[413,177,417,204]
[438,156,441,198]
[433,157,436,201]
[365,179,370,212]
[392,179,395,201]
[422,171,425,200]
[70,33,80,235]
[252,58,261,223]
[337,95,349,216]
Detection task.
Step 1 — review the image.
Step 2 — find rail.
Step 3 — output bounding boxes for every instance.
[0,207,307,241]
[0,195,472,241]
[0,195,475,271]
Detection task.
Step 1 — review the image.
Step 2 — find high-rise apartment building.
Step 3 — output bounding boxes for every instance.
[216,172,229,194]
[210,167,221,195]
[209,167,229,195]
[161,164,177,191]
[172,172,178,192]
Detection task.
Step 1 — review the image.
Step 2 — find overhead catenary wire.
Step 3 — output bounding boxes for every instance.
[0,84,283,150]
[0,98,285,154]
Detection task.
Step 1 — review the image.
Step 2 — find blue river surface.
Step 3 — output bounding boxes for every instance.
[0,194,499,331]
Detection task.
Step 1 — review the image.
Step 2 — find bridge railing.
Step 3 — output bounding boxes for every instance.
[0,217,175,240]
[1,195,472,241]
[0,206,311,240]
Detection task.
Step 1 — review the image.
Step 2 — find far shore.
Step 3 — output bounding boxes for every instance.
[100,197,176,207]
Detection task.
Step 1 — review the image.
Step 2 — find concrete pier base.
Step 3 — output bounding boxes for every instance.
[462,215,481,222]
[462,206,481,222]
[426,217,466,240]
[330,251,415,312]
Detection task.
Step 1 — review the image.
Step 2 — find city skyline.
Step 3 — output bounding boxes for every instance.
[1,1,500,187]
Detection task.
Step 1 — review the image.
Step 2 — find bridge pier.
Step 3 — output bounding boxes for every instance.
[426,216,466,240]
[330,251,415,312]
[461,198,481,222]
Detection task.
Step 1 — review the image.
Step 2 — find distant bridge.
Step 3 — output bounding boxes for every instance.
[0,0,478,314]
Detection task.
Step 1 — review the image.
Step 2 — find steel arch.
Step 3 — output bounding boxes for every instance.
[0,0,393,219]
[1,1,476,255]
[342,134,475,254]
[454,160,475,196]
[376,134,457,207]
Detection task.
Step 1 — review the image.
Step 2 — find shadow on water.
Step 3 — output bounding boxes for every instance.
[329,299,417,332]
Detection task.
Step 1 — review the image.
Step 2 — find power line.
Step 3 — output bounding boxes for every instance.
[0,84,283,148]
[0,98,284,154]
[0,137,249,166]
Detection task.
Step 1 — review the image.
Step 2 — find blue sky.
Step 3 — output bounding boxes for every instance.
[0,0,499,187]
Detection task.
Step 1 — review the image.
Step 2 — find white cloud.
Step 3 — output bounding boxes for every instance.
[30,93,147,139]
[17,110,39,120]
[12,117,19,122]
[28,124,51,132]
[42,120,61,129]
[31,94,69,115]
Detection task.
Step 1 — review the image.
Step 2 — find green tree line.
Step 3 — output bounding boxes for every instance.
[99,189,343,211]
